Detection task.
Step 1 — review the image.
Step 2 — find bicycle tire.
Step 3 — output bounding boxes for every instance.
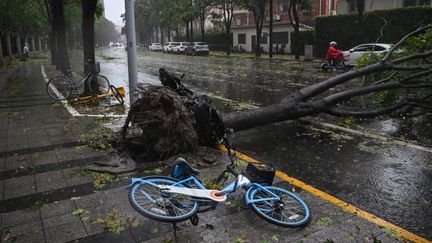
[109,85,124,105]
[248,186,310,227]
[46,77,73,101]
[128,176,199,222]
[89,74,110,95]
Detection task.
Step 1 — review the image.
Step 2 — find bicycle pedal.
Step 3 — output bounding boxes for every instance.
[190,214,199,226]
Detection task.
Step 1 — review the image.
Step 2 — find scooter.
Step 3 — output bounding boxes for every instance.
[320,54,351,72]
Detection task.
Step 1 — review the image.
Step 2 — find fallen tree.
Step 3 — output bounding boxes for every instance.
[224,25,432,131]
[122,26,432,161]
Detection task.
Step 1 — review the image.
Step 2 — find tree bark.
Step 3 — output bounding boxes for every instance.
[190,21,194,42]
[0,34,4,65]
[38,36,43,52]
[16,33,22,56]
[81,0,98,74]
[186,21,190,41]
[200,15,205,42]
[5,31,13,59]
[53,0,70,74]
[269,0,273,59]
[31,36,36,52]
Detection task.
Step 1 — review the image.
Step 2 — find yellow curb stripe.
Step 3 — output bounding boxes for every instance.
[216,144,431,243]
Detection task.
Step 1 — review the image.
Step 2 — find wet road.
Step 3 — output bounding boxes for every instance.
[94,48,432,239]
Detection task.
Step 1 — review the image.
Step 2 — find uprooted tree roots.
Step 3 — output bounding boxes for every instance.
[121,86,199,162]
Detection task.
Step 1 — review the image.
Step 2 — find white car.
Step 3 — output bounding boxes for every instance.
[172,42,190,54]
[343,43,392,66]
[149,43,163,51]
[163,42,179,53]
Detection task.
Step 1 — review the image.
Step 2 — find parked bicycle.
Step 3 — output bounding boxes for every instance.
[127,132,310,228]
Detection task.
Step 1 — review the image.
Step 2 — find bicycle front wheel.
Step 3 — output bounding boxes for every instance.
[110,85,124,105]
[46,77,73,101]
[89,74,110,95]
[248,186,310,227]
[128,176,199,222]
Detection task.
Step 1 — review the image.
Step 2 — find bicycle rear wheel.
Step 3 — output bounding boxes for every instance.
[248,186,310,227]
[89,74,110,95]
[109,85,124,105]
[46,77,73,101]
[128,176,199,222]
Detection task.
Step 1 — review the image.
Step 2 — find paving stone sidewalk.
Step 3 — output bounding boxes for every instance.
[0,59,401,243]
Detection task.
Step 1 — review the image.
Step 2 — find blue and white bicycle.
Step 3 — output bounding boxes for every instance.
[127,137,310,228]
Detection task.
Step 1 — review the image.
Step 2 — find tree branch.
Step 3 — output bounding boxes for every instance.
[370,71,398,86]
[390,65,430,71]
[323,102,409,118]
[382,24,432,61]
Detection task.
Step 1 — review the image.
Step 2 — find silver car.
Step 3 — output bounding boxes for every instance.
[149,43,163,51]
[185,42,209,56]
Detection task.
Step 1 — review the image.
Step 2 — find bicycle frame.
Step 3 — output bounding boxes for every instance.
[129,174,282,206]
[70,72,96,90]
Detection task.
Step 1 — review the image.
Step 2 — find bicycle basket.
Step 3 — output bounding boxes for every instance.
[244,162,275,185]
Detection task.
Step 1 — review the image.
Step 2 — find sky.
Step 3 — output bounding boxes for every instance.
[103,0,125,27]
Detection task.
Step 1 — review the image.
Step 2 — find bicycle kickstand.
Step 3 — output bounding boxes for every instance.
[172,222,178,243]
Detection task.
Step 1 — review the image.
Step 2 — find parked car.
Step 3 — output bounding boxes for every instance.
[185,42,209,56]
[343,43,392,66]
[172,42,190,54]
[163,42,179,53]
[149,43,163,51]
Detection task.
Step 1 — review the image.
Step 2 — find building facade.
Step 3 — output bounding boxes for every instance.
[337,0,432,14]
[231,0,337,53]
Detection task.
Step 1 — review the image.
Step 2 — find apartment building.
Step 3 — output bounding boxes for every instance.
[231,0,337,53]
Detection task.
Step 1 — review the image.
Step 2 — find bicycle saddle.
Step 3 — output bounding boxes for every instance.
[171,157,200,180]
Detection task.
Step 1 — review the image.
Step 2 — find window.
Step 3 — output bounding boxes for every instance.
[277,0,289,13]
[238,34,246,44]
[271,32,288,44]
[236,17,241,26]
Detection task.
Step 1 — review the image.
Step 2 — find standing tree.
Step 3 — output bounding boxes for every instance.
[288,0,311,59]
[238,0,268,57]
[214,0,236,55]
[52,0,71,74]
[196,0,213,41]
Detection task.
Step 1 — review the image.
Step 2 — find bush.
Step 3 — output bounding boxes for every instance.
[290,30,315,55]
[315,6,432,57]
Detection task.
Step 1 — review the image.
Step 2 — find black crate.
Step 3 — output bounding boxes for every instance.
[245,162,275,185]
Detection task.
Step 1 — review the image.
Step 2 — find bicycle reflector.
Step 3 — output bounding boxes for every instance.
[245,163,275,185]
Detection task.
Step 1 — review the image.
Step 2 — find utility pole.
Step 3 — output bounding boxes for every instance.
[269,0,273,58]
[125,0,139,105]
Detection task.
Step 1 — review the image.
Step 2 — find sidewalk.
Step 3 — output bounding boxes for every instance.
[0,59,403,243]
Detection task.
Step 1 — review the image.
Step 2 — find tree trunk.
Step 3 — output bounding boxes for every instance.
[38,36,43,52]
[81,0,97,74]
[200,16,205,42]
[156,26,159,43]
[31,36,36,52]
[269,0,273,59]
[190,21,194,42]
[0,34,4,65]
[161,27,165,45]
[168,26,171,42]
[186,22,190,41]
[53,0,70,74]
[292,0,300,60]
[49,32,56,64]
[176,25,179,41]
[225,27,231,56]
[16,33,22,56]
[5,31,13,58]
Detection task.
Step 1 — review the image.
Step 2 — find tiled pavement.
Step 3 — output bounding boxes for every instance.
[0,59,402,242]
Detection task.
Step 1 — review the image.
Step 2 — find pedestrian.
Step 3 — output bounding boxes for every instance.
[23,43,30,60]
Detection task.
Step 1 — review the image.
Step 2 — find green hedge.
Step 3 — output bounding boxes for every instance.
[290,30,315,55]
[315,6,432,57]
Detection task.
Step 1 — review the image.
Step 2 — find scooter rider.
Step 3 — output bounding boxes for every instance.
[325,41,344,65]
